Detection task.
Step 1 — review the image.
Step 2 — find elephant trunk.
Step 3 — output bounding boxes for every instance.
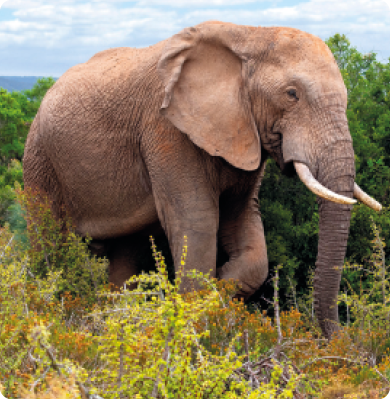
[311,143,355,339]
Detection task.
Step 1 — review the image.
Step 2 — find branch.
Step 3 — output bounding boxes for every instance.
[373,367,390,386]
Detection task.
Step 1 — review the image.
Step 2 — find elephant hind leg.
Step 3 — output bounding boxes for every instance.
[107,234,149,291]
[23,127,66,221]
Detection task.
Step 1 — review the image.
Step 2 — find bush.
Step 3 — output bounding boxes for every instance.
[18,187,108,306]
[0,160,23,226]
[0,179,389,399]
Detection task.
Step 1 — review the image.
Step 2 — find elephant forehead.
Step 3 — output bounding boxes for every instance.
[272,28,334,62]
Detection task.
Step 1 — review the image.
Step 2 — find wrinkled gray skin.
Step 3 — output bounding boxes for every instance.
[24,21,357,339]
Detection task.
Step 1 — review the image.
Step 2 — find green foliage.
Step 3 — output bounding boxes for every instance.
[5,200,28,248]
[0,78,55,228]
[326,33,377,94]
[21,77,56,119]
[0,160,24,226]
[0,196,107,398]
[19,187,108,305]
[0,89,28,167]
[0,225,88,398]
[0,77,54,168]
[259,160,319,306]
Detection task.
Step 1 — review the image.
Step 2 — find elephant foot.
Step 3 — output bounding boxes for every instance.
[217,256,268,300]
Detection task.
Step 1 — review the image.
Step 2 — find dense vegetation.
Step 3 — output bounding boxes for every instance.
[0,35,389,397]
[0,195,389,398]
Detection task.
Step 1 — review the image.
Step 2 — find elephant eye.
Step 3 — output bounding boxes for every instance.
[287,89,299,100]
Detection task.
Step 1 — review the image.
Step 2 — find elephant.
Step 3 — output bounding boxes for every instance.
[23,21,381,339]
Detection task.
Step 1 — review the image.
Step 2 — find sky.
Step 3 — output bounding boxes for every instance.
[0,0,389,77]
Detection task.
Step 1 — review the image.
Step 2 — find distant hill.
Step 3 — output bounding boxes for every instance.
[0,76,58,92]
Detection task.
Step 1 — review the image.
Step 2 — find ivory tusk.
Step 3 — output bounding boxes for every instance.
[294,162,357,205]
[354,183,382,212]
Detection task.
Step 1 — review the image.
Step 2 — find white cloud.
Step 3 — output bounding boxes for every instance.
[0,0,389,75]
[2,3,178,48]
[136,0,259,6]
[2,0,72,8]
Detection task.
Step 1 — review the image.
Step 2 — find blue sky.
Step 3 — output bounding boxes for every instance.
[0,0,389,76]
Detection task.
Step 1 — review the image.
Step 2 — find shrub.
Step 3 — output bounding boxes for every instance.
[1,189,389,398]
[90,238,284,398]
[18,187,108,306]
[0,189,107,398]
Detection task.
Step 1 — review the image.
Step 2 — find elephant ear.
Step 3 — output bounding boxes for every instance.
[157,23,260,171]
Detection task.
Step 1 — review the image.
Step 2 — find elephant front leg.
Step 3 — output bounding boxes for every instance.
[151,185,219,292]
[145,135,219,292]
[170,221,217,292]
[218,205,268,299]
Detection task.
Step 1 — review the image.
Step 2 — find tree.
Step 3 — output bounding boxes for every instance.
[21,77,56,119]
[0,78,56,169]
[0,88,28,168]
[0,78,55,226]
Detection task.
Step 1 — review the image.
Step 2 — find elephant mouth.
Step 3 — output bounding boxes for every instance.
[263,131,296,177]
[265,125,298,178]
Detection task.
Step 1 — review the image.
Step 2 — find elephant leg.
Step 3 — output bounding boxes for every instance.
[107,235,143,290]
[146,150,219,292]
[217,203,268,299]
[154,199,219,292]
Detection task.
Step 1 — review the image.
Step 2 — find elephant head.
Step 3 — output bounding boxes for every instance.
[157,21,381,339]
